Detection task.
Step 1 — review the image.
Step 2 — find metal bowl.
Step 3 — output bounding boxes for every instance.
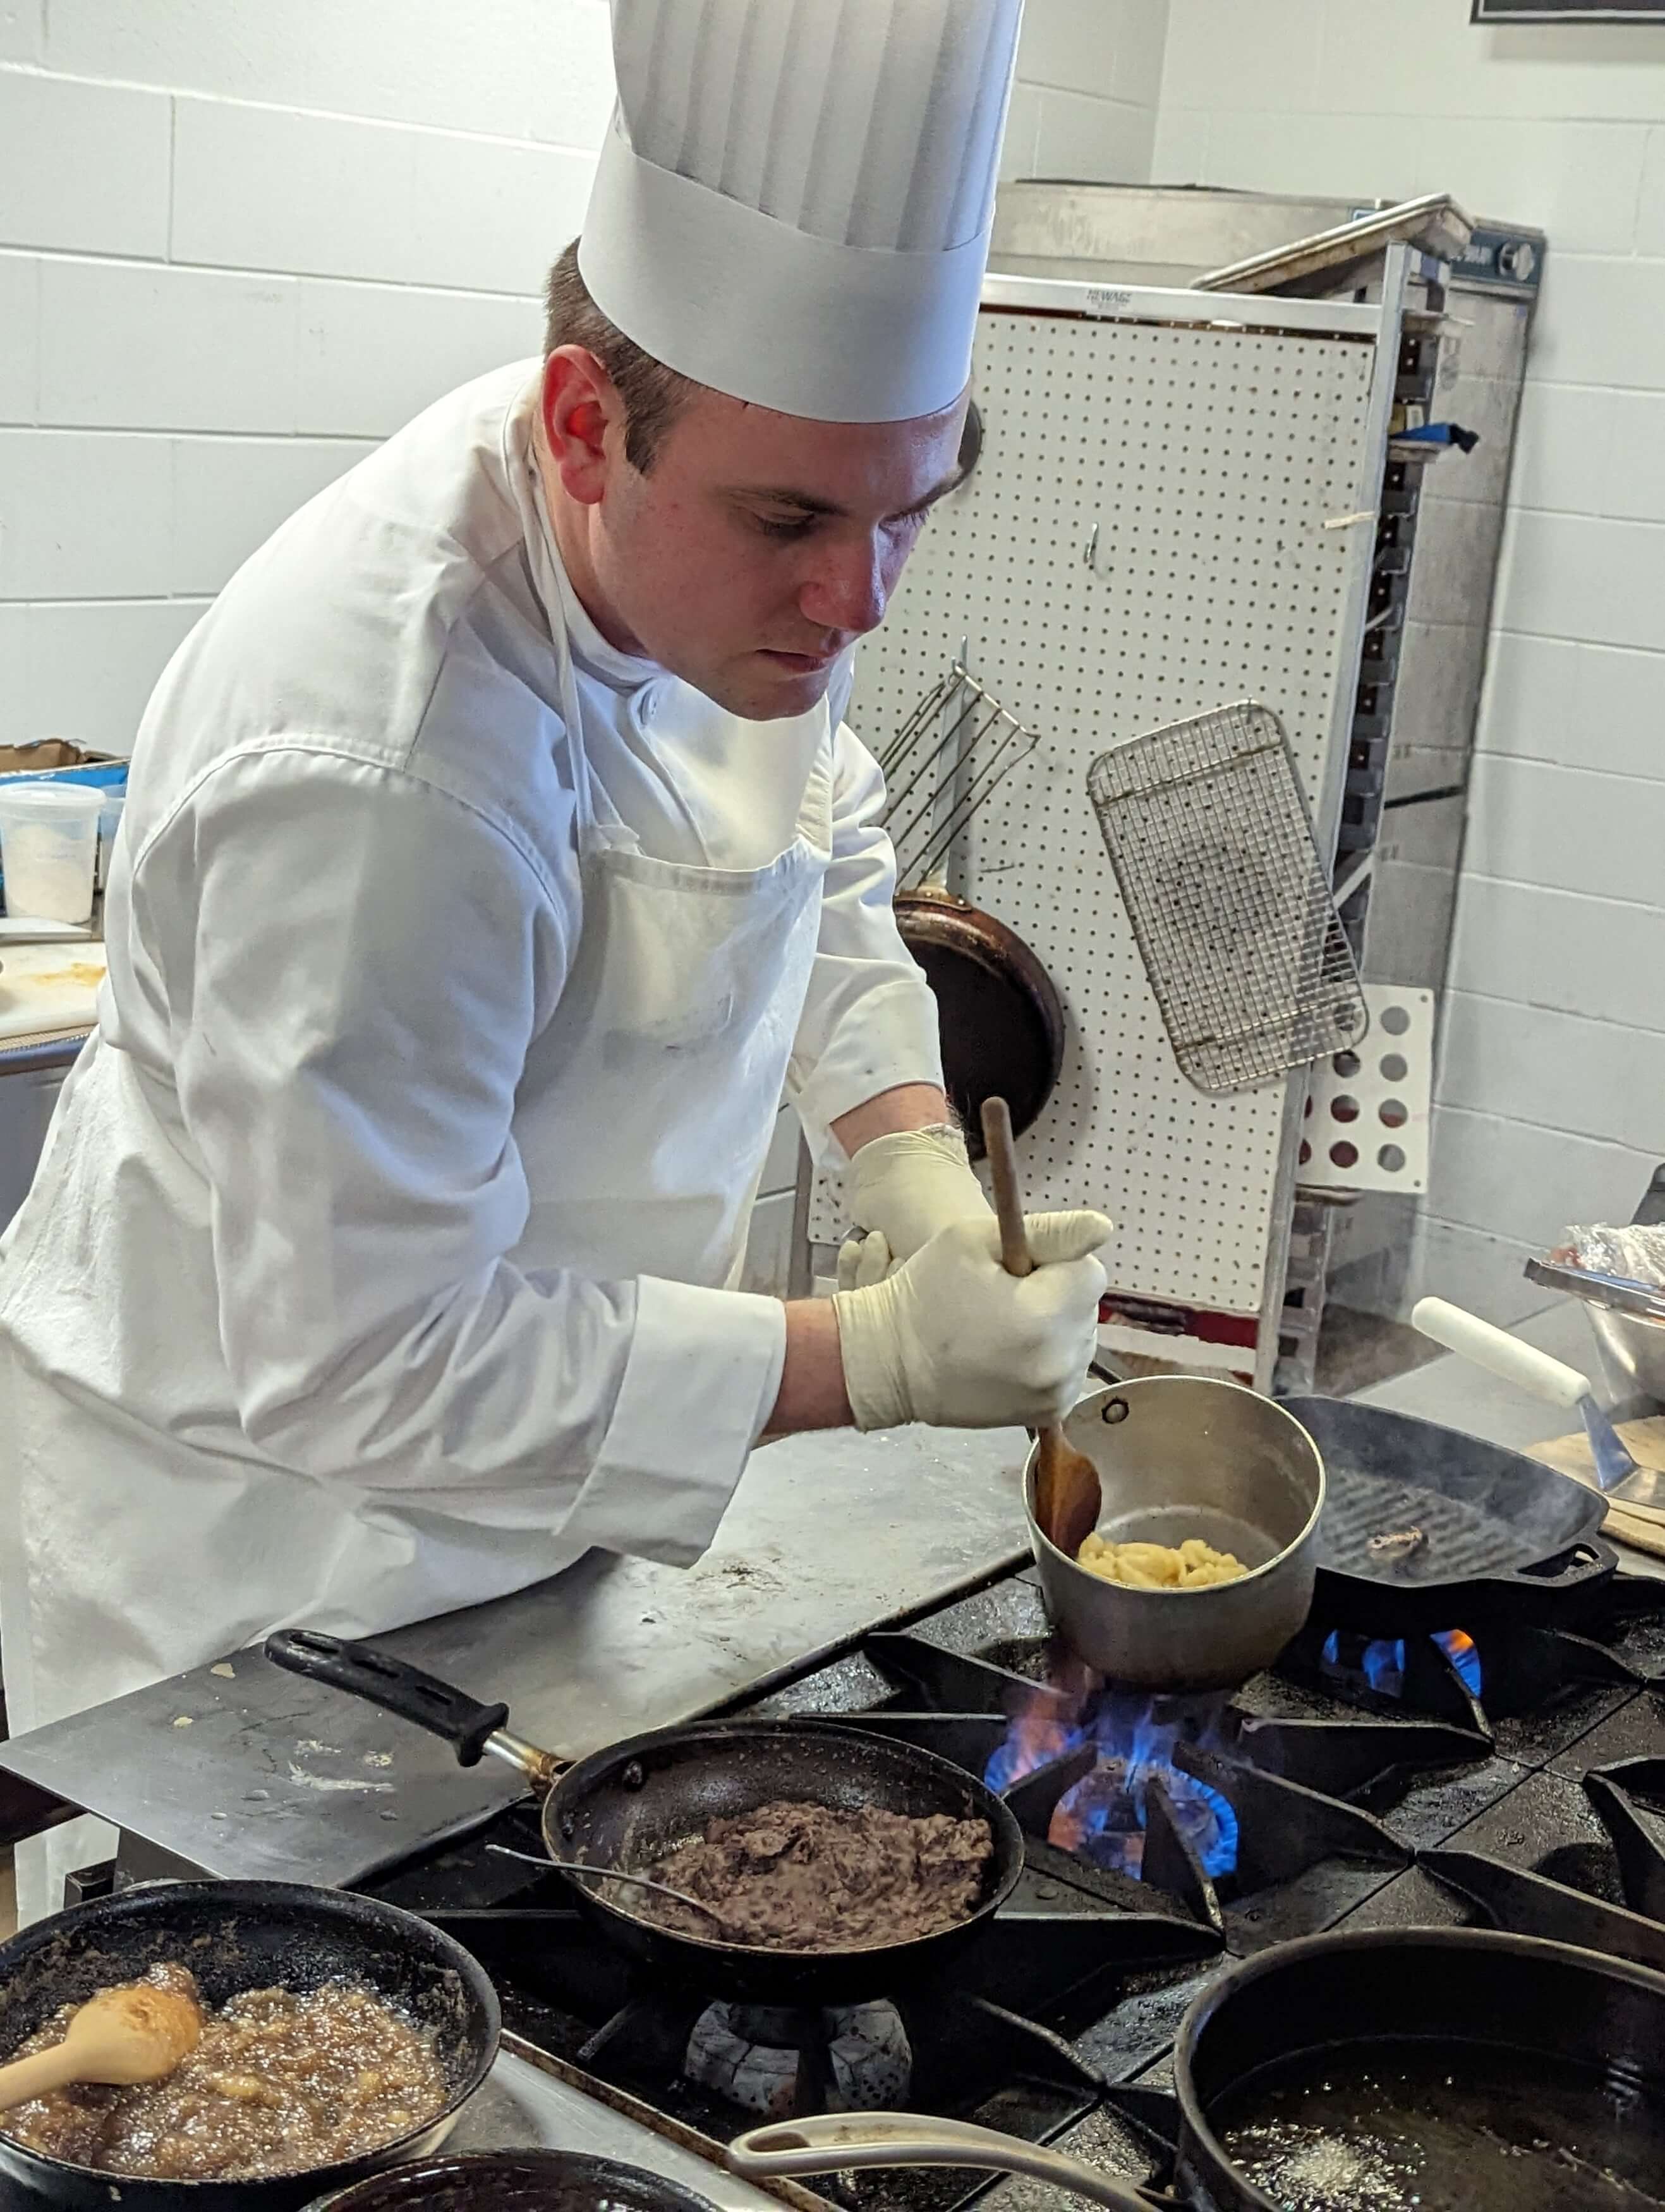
[1586,1303,1665,1407]
[1024,1377,1325,1693]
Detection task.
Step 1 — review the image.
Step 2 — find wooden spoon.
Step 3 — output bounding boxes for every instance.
[978,1098,1103,1562]
[0,1979,203,2113]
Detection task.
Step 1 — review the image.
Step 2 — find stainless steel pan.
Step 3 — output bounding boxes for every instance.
[1023,1376,1324,1692]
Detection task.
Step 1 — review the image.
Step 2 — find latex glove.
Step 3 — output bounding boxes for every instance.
[837,1125,993,1292]
[833,1211,1113,1432]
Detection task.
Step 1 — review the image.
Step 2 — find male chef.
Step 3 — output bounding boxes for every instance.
[0,0,1109,1919]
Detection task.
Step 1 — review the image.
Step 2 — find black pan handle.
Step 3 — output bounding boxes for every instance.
[1500,1536,1618,1594]
[265,1629,510,1768]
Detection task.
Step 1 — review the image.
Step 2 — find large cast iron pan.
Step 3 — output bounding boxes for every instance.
[895,887,1064,1157]
[732,1929,1665,2212]
[307,2151,722,2212]
[265,1633,1024,2005]
[0,1881,498,2211]
[1283,1394,1614,1633]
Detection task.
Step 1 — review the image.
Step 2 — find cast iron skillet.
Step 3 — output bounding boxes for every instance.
[265,1632,1024,2006]
[0,1881,499,2212]
[895,887,1065,1158]
[1172,1927,1665,2212]
[731,1929,1665,2212]
[1283,1394,1615,1633]
[306,2151,722,2212]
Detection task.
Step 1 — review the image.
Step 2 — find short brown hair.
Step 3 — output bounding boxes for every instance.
[543,240,699,474]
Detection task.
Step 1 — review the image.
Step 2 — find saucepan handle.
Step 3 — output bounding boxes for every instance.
[729,2114,1157,2212]
[265,1629,511,1768]
[1411,1297,1591,1411]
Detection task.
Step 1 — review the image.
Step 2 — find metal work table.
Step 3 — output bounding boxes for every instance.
[0,1422,1032,1889]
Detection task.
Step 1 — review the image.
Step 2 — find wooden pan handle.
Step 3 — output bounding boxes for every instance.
[979,1098,1033,1279]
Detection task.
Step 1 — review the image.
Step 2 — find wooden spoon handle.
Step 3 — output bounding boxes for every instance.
[979,1098,1034,1279]
[0,2045,83,2113]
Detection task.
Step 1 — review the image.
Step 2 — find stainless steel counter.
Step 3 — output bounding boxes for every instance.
[449,2045,782,2210]
[0,1422,1032,1887]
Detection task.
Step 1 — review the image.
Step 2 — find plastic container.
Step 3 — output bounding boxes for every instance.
[0,780,105,922]
[97,789,127,890]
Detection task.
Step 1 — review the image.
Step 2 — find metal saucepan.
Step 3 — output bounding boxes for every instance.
[895,885,1065,1156]
[0,1880,499,2212]
[1024,1377,1324,1692]
[265,1633,1024,2005]
[306,2151,723,2212]
[732,1928,1665,2212]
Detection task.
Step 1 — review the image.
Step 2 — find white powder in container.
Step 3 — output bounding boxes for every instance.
[0,781,106,923]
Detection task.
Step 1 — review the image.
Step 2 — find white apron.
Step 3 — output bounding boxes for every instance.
[0,417,833,1921]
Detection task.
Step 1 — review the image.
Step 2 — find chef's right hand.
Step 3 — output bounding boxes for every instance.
[832,1212,1112,1432]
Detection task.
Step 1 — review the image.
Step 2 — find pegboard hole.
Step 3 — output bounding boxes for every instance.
[1332,1050,1361,1078]
[1377,1144,1407,1174]
[1379,1052,1408,1082]
[1379,1004,1412,1036]
[1329,1140,1359,1170]
[1379,1098,1409,1130]
[1299,1139,1312,1165]
[1330,1095,1361,1124]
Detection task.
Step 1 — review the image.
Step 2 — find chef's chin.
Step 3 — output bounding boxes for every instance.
[700,653,837,722]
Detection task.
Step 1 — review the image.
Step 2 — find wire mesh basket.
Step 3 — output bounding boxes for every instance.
[1088,702,1367,1096]
[879,662,1041,890]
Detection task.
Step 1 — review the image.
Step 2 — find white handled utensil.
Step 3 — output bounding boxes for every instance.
[730,2112,1153,2212]
[1411,1296,1663,1511]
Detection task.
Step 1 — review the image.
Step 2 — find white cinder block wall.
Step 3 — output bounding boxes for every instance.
[1153,0,1665,1323]
[0,0,1165,1288]
[1,0,1165,758]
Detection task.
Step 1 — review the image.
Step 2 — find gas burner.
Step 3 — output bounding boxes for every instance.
[365,1567,1665,2212]
[684,2000,911,2118]
[1051,1756,1238,1882]
[1318,1626,1482,1701]
[981,1682,1241,1883]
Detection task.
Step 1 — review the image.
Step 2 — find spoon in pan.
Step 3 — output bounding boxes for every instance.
[0,1979,202,2113]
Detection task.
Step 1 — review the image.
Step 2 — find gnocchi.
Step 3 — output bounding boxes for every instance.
[1075,1533,1247,1590]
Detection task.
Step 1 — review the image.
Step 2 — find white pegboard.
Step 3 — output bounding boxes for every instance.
[814,299,1383,1319]
[1299,985,1433,1196]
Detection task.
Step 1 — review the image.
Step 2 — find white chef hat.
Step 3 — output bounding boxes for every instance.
[579,0,1023,425]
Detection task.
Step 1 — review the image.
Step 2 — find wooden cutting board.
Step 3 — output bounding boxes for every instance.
[1529,1416,1665,1560]
[0,942,107,1042]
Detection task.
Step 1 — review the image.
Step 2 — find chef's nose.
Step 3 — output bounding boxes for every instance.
[799,534,889,638]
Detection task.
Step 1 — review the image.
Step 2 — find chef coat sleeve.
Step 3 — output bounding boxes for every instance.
[145,743,784,1563]
[787,718,945,1165]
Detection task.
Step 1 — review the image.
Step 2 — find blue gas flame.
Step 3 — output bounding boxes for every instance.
[986,1694,1239,1881]
[1320,1629,1482,1699]
[1434,1629,1483,1695]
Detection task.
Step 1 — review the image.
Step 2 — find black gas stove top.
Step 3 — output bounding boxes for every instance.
[365,1567,1665,2208]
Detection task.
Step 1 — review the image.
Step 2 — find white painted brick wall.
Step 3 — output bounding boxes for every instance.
[1154,0,1665,1323]
[1,2,1166,762]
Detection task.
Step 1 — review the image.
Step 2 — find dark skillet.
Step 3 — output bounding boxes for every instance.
[306,2151,722,2212]
[0,1881,498,2212]
[265,1633,1024,2005]
[1282,1394,1615,1633]
[894,887,1065,1158]
[732,1929,1665,2212]
[1173,1928,1665,2212]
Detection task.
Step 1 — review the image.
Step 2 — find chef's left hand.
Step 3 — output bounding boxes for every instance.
[837,1124,993,1291]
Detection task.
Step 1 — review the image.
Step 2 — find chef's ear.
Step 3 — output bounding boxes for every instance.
[540,346,621,506]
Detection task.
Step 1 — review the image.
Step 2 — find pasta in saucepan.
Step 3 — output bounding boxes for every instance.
[1075,1534,1247,1589]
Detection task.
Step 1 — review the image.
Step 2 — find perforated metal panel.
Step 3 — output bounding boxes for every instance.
[814,300,1383,1319]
